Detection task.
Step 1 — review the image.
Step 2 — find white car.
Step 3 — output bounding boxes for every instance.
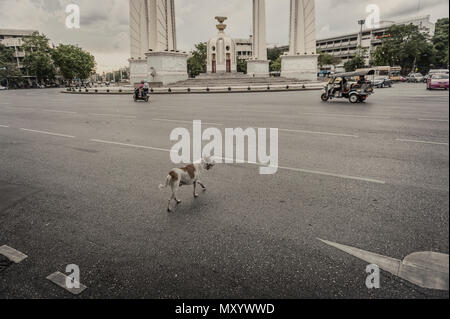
[0,86,7,90]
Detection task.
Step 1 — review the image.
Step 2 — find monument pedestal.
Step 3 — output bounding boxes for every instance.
[145,51,188,85]
[281,54,319,81]
[247,60,269,77]
[129,58,148,85]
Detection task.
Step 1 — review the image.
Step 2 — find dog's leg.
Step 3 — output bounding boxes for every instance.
[197,181,207,190]
[167,193,174,212]
[173,184,182,204]
[193,182,199,198]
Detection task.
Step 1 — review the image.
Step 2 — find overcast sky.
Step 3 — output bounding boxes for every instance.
[0,0,448,73]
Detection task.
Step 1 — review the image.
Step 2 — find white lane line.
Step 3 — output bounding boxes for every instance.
[301,113,392,120]
[93,140,384,184]
[0,124,9,128]
[418,118,449,122]
[396,138,449,146]
[43,109,77,114]
[277,166,385,184]
[46,271,87,295]
[20,128,75,139]
[90,139,173,153]
[408,95,449,98]
[90,113,137,119]
[0,245,28,263]
[279,128,358,138]
[153,118,224,126]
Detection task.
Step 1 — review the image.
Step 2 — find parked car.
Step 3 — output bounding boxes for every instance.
[406,73,424,83]
[399,76,407,82]
[426,73,449,90]
[372,76,393,88]
[0,85,7,90]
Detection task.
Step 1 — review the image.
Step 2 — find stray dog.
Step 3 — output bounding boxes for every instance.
[159,157,215,212]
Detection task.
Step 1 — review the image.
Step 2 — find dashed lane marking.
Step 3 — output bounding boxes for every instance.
[0,245,28,263]
[418,118,449,122]
[90,113,137,119]
[279,128,358,138]
[0,124,9,128]
[46,271,87,295]
[300,113,392,120]
[20,128,75,139]
[90,139,173,153]
[43,109,77,114]
[153,118,224,126]
[396,138,449,146]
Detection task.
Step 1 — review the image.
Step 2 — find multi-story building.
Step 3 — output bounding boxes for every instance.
[316,15,435,65]
[234,37,253,61]
[0,29,38,69]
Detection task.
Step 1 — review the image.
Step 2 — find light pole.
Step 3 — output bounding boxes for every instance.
[358,19,366,48]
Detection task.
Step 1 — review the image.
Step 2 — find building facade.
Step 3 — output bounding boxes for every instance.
[235,38,253,60]
[316,15,436,65]
[0,29,37,69]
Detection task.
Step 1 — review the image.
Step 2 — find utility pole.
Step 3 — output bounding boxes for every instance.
[358,19,366,48]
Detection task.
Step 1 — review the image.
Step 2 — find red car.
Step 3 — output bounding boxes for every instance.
[427,73,449,90]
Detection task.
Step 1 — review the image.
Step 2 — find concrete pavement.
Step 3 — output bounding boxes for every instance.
[0,83,448,298]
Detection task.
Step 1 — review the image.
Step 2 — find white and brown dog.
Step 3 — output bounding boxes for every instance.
[159,157,215,212]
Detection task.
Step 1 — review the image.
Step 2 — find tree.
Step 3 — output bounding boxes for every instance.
[268,47,286,72]
[0,44,23,87]
[187,42,207,78]
[371,24,434,74]
[270,56,282,72]
[432,18,449,68]
[237,59,247,74]
[344,47,366,72]
[22,32,56,82]
[52,44,96,81]
[318,51,341,71]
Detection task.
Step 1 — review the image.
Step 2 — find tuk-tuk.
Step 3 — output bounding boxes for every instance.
[321,69,375,103]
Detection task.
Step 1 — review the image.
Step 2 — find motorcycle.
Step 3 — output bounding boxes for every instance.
[134,87,150,102]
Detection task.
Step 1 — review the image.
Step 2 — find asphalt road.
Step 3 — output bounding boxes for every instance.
[0,83,448,298]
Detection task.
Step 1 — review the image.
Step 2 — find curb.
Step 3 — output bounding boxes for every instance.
[61,85,324,95]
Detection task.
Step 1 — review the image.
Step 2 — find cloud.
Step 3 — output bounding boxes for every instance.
[0,0,448,72]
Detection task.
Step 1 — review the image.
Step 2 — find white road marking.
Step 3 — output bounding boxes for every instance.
[20,128,75,139]
[0,124,9,128]
[396,138,448,146]
[301,113,392,120]
[318,238,449,291]
[214,156,385,184]
[0,245,28,263]
[92,140,383,184]
[90,139,173,153]
[43,109,77,114]
[408,95,449,98]
[153,118,224,126]
[279,128,358,138]
[277,166,385,184]
[46,271,87,295]
[418,118,449,122]
[90,113,137,119]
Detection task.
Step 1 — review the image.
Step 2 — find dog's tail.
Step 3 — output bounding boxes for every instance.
[158,175,172,190]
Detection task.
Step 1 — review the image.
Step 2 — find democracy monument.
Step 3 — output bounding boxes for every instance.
[129,0,318,86]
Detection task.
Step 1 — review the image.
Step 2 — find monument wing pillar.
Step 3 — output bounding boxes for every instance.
[247,0,269,78]
[281,0,319,81]
[130,0,187,86]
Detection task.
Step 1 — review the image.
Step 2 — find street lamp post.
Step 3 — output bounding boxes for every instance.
[358,19,366,48]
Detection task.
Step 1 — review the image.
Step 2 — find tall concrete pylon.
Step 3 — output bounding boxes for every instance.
[129,0,187,85]
[248,0,269,77]
[281,0,319,81]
